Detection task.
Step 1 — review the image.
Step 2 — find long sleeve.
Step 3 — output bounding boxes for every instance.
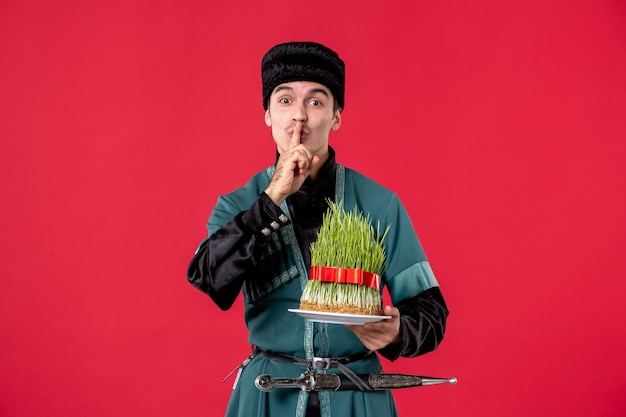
[378,287,449,361]
[187,192,290,310]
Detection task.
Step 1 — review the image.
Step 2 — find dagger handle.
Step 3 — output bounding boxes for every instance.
[255,374,315,392]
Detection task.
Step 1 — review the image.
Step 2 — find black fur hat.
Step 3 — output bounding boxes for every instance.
[261,42,345,110]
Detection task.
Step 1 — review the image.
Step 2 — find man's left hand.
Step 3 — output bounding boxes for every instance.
[345,305,401,351]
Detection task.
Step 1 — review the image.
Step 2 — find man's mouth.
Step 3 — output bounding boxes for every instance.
[288,126,310,140]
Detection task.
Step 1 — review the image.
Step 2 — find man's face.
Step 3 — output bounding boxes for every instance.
[265,81,341,158]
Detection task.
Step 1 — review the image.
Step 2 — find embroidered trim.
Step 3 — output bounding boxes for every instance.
[263,165,346,417]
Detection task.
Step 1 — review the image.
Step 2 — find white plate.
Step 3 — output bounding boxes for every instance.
[288,309,391,325]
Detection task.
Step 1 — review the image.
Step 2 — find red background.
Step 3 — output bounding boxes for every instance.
[2,1,625,416]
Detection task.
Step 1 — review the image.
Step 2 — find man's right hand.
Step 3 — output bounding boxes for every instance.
[264,122,319,206]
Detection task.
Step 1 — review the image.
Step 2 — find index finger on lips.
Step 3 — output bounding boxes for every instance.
[289,121,302,149]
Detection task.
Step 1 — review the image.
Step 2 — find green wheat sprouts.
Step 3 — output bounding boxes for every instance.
[301,200,391,315]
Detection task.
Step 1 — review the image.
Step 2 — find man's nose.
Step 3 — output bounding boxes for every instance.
[291,102,307,121]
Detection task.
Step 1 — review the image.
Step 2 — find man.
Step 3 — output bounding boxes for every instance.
[188,41,449,417]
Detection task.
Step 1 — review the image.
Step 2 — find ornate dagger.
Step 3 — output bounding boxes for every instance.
[255,372,457,392]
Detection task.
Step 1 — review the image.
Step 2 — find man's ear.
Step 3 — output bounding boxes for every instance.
[264,109,272,127]
[331,109,342,131]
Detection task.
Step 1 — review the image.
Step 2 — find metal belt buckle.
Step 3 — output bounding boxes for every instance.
[312,357,331,370]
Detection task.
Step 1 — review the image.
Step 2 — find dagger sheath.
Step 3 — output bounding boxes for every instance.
[255,373,457,392]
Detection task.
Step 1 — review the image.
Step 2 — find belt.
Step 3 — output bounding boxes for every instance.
[255,348,375,391]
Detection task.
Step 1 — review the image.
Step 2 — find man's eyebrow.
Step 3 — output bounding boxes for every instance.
[273,85,330,97]
[308,88,330,98]
[273,85,294,94]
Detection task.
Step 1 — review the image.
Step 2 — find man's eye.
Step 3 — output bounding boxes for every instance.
[279,98,291,104]
[309,99,322,106]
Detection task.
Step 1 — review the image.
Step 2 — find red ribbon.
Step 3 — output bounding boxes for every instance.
[309,266,381,290]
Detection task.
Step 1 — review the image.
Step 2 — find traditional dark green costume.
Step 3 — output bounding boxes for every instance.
[187,42,448,417]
